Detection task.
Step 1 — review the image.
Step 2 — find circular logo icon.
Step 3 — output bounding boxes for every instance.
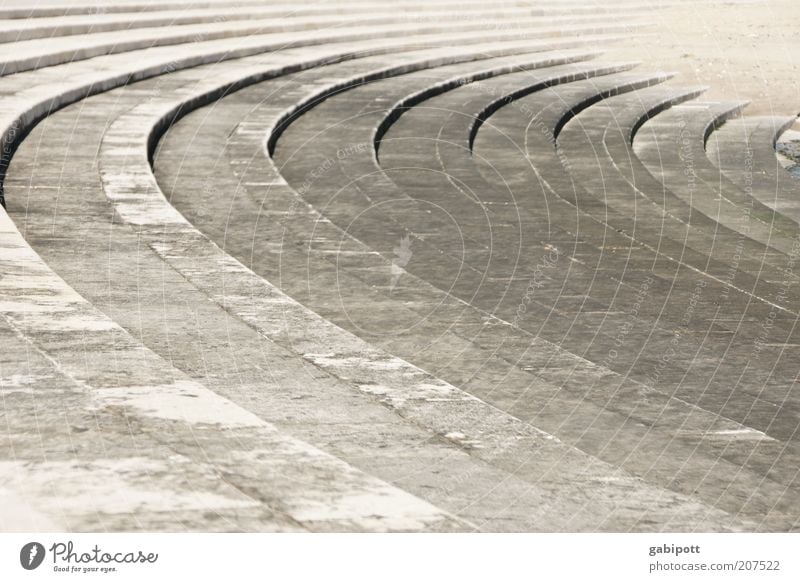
[20,542,45,570]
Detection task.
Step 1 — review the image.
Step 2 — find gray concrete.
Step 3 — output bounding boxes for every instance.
[0,0,797,532]
[255,62,798,527]
[707,116,800,225]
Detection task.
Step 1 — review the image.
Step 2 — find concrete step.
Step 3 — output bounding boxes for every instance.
[144,47,768,531]
[261,58,799,527]
[133,48,792,528]
[378,70,800,439]
[636,103,800,257]
[0,0,702,20]
[706,116,800,225]
[0,2,657,43]
[0,207,464,533]
[471,83,800,433]
[0,23,635,203]
[7,45,688,533]
[9,45,756,532]
[559,97,800,381]
[0,11,647,76]
[0,0,795,533]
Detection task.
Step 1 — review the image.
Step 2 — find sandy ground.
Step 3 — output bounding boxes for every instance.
[604,0,799,127]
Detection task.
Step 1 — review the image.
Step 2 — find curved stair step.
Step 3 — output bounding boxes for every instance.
[145,54,797,527]
[706,116,800,224]
[0,209,464,532]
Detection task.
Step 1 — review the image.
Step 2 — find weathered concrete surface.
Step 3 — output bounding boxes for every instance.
[151,50,770,531]
[241,61,795,527]
[7,45,748,532]
[0,11,644,76]
[0,203,467,532]
[0,0,798,532]
[2,1,646,532]
[707,117,800,224]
